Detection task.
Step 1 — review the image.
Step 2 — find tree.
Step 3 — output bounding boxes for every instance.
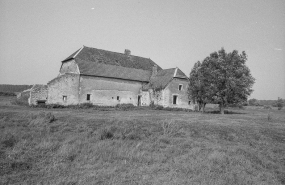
[276,97,283,110]
[188,48,255,114]
[248,98,259,106]
[188,61,215,112]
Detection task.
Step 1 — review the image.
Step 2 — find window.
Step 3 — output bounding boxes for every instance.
[173,95,178,105]
[178,84,183,91]
[63,96,67,102]
[188,101,191,105]
[117,96,120,100]
[87,94,91,101]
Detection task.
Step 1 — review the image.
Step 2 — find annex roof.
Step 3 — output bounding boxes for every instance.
[143,67,188,90]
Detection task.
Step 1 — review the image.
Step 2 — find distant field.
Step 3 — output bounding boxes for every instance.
[0,96,285,184]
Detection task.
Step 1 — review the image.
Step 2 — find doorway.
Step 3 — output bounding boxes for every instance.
[138,95,141,106]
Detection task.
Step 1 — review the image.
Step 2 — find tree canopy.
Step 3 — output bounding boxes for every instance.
[188,48,255,114]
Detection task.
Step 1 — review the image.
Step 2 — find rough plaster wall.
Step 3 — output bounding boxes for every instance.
[163,78,194,109]
[79,76,143,106]
[141,91,150,106]
[149,89,164,106]
[47,74,80,105]
[59,60,79,75]
[29,86,48,105]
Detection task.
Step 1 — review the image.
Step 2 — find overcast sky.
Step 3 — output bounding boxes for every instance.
[0,0,284,100]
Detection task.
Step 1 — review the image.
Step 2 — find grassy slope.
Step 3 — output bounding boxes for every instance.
[0,96,285,185]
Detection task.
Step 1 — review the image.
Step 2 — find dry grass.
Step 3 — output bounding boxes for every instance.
[0,96,285,184]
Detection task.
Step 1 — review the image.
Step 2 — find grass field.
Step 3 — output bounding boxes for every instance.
[0,96,285,185]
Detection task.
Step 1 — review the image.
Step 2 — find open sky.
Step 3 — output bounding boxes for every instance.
[0,0,284,100]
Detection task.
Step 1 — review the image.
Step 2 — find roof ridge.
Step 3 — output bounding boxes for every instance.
[83,46,153,61]
[173,67,178,77]
[73,46,84,58]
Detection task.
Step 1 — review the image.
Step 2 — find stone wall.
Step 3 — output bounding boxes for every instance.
[47,74,80,105]
[79,75,143,106]
[140,91,151,106]
[29,85,48,105]
[161,78,194,109]
[59,60,80,75]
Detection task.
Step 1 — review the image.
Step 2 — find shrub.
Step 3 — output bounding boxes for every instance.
[78,102,94,109]
[276,97,283,110]
[44,112,56,123]
[1,134,17,148]
[115,103,135,111]
[100,129,114,140]
[263,105,272,109]
[0,92,16,96]
[10,98,29,106]
[46,104,65,109]
[153,105,164,110]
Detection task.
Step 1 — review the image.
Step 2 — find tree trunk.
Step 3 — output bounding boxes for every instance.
[220,104,225,114]
[202,103,206,113]
[198,102,202,111]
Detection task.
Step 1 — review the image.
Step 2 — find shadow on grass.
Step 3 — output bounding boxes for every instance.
[206,110,246,114]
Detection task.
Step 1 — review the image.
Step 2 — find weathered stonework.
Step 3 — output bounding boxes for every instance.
[59,60,80,75]
[163,78,194,109]
[47,73,80,105]
[29,84,48,105]
[79,76,143,106]
[44,46,195,109]
[141,78,195,110]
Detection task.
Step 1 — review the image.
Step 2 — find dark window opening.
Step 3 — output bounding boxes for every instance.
[173,95,178,105]
[178,84,183,91]
[87,94,91,101]
[37,100,46,105]
[63,96,67,102]
[112,97,114,99]
[138,95,141,106]
[188,101,191,105]
[117,96,120,100]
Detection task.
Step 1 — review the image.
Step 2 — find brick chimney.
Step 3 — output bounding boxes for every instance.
[152,65,157,77]
[124,49,131,55]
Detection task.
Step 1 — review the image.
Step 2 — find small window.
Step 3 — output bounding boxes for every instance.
[117,96,120,100]
[63,96,67,102]
[112,97,114,99]
[173,95,178,105]
[188,101,191,105]
[178,84,183,91]
[87,94,91,101]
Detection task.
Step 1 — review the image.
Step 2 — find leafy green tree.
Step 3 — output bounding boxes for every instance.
[188,48,255,114]
[188,61,215,112]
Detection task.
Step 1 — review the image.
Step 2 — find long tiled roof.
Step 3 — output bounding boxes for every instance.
[62,46,162,82]
[76,58,152,82]
[63,46,162,70]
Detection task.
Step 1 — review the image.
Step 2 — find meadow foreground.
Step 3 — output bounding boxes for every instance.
[0,97,285,184]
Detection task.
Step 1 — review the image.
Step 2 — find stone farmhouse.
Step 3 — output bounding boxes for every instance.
[32,46,194,109]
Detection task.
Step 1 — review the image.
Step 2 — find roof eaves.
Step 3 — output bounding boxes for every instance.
[79,73,149,83]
